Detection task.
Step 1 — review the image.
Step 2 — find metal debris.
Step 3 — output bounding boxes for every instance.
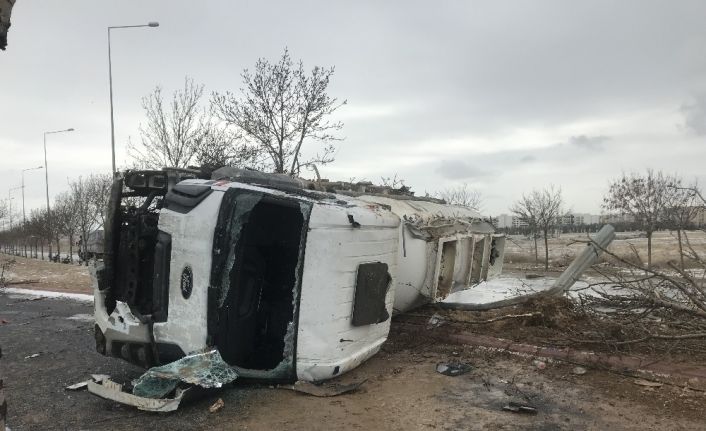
[282,380,366,397]
[132,350,238,399]
[66,374,112,391]
[88,378,189,412]
[24,353,40,359]
[65,381,89,391]
[435,362,473,376]
[502,401,538,415]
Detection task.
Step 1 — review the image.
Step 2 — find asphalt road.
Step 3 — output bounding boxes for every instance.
[0,291,255,431]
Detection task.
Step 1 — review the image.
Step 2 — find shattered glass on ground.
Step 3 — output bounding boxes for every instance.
[132,350,238,398]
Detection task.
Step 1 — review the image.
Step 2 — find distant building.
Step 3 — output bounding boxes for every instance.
[496,214,514,229]
[495,214,529,229]
[572,213,601,225]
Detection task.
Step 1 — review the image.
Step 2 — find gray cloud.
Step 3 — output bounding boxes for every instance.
[680,94,706,136]
[2,0,706,215]
[567,135,611,151]
[436,160,493,180]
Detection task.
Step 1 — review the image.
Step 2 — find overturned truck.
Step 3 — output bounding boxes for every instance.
[94,168,505,383]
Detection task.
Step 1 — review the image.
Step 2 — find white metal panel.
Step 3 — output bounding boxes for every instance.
[153,190,224,354]
[296,203,399,381]
[356,195,482,220]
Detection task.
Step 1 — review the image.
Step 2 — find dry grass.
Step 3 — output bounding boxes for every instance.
[0,252,92,293]
[504,230,706,269]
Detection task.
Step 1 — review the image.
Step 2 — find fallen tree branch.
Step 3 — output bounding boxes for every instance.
[2,279,40,286]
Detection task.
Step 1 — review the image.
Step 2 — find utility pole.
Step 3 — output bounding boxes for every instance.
[108,21,159,175]
[44,128,74,260]
[21,165,43,225]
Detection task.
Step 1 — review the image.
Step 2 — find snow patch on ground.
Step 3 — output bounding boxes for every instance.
[441,276,591,305]
[67,313,94,322]
[1,287,93,302]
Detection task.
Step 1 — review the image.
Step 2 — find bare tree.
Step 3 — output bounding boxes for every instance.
[603,170,677,269]
[0,198,7,222]
[212,48,346,176]
[26,208,51,260]
[53,192,78,260]
[87,173,113,229]
[511,186,563,271]
[510,194,540,265]
[70,176,101,265]
[664,181,703,270]
[128,77,211,169]
[194,123,263,172]
[436,183,483,210]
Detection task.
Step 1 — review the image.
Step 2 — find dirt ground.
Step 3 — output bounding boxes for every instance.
[1,252,92,293]
[1,292,705,431]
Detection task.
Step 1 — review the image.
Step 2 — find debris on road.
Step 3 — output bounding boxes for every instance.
[502,401,538,415]
[427,313,446,329]
[87,350,237,411]
[88,378,189,412]
[633,379,663,388]
[24,353,40,359]
[66,374,112,391]
[435,362,473,376]
[572,366,587,375]
[66,381,89,391]
[209,398,225,413]
[91,374,110,383]
[132,350,238,399]
[281,380,366,397]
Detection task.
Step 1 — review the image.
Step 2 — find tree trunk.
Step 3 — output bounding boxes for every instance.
[40,240,44,260]
[677,229,685,270]
[69,235,74,263]
[533,232,538,266]
[544,230,549,271]
[647,231,653,269]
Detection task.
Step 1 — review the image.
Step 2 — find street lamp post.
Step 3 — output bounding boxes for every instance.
[6,192,17,229]
[7,194,15,255]
[44,128,74,260]
[108,21,159,175]
[21,165,44,225]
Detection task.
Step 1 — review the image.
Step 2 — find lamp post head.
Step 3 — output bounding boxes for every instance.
[67,128,75,131]
[148,22,159,27]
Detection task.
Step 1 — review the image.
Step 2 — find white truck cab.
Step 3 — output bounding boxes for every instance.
[94,168,504,382]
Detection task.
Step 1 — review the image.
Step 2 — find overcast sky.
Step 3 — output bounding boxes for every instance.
[1,0,705,216]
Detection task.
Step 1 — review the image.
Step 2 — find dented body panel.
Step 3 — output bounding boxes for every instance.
[356,196,505,313]
[94,168,503,382]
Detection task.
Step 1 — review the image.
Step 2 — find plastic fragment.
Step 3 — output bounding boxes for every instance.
[435,362,473,376]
